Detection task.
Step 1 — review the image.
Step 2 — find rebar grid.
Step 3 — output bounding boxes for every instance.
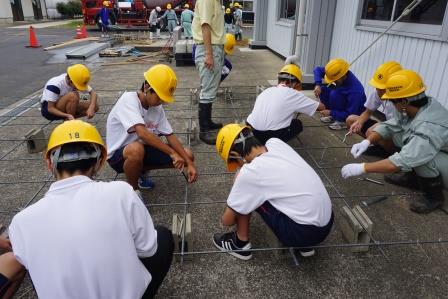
[0,85,446,272]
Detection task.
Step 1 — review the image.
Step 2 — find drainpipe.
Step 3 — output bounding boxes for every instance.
[291,0,306,61]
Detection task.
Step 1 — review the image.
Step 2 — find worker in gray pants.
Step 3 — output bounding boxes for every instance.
[161,3,178,35]
[341,70,448,214]
[192,0,226,145]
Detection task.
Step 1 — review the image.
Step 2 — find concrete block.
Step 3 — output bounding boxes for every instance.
[186,39,194,54]
[175,40,188,54]
[24,128,47,153]
[173,26,182,45]
[340,205,373,252]
[172,213,192,261]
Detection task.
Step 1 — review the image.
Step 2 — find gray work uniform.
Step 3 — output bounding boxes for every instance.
[162,9,177,34]
[181,9,194,38]
[374,97,448,188]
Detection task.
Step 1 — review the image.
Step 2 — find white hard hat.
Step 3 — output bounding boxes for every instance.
[156,6,161,12]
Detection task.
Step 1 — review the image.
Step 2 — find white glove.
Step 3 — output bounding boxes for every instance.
[350,139,370,158]
[284,55,300,66]
[341,163,366,179]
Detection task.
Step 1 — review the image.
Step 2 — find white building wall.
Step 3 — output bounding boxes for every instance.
[265,0,295,57]
[22,0,35,20]
[0,0,14,22]
[330,0,448,108]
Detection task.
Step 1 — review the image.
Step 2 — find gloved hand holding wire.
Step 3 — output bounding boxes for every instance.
[350,139,370,158]
[341,163,366,179]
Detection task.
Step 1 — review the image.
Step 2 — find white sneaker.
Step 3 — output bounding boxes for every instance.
[299,249,316,257]
[328,121,347,130]
[320,116,334,123]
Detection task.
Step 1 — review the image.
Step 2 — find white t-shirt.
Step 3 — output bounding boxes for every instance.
[365,91,396,120]
[227,138,332,227]
[246,85,319,131]
[41,73,92,103]
[9,176,157,299]
[106,91,173,159]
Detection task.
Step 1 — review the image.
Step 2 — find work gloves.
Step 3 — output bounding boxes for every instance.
[341,139,370,179]
[350,139,370,158]
[341,163,366,179]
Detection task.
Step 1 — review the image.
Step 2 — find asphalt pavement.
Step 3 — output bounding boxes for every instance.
[0,26,100,109]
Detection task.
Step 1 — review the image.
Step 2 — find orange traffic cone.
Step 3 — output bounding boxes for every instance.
[81,24,88,38]
[25,26,41,48]
[75,25,84,39]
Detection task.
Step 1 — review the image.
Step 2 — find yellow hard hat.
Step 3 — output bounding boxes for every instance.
[216,123,250,171]
[324,58,349,83]
[46,120,107,168]
[102,1,109,6]
[167,3,172,9]
[279,64,303,82]
[226,8,231,13]
[67,64,90,91]
[234,2,240,7]
[184,3,189,8]
[369,61,402,89]
[224,33,236,55]
[144,64,177,103]
[382,69,426,100]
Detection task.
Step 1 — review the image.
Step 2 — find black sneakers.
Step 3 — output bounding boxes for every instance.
[213,231,252,260]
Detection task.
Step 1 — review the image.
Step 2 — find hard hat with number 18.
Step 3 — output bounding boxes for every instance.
[67,64,90,91]
[144,64,177,103]
[224,33,236,55]
[279,64,303,82]
[324,58,349,83]
[46,120,107,167]
[216,124,249,171]
[382,69,426,100]
[369,61,402,89]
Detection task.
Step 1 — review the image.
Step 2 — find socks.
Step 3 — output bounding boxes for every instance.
[234,232,249,248]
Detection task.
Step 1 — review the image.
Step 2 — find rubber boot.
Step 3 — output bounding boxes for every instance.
[156,28,161,38]
[384,171,419,190]
[198,103,217,145]
[149,31,154,39]
[209,103,223,130]
[410,175,445,213]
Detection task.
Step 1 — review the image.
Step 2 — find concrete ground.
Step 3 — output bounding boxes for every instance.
[1,40,448,298]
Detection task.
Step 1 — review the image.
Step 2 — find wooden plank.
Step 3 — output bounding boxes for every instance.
[43,37,100,51]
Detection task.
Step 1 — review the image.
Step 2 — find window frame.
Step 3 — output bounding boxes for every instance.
[277,0,296,23]
[356,0,448,41]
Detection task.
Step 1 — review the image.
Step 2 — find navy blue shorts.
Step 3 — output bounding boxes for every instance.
[41,101,65,121]
[107,143,173,173]
[256,201,334,247]
[248,119,303,145]
[0,273,10,297]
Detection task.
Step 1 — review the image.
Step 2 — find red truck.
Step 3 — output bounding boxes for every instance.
[81,0,195,27]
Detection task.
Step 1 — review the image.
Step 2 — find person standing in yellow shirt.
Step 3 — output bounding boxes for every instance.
[192,0,226,145]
